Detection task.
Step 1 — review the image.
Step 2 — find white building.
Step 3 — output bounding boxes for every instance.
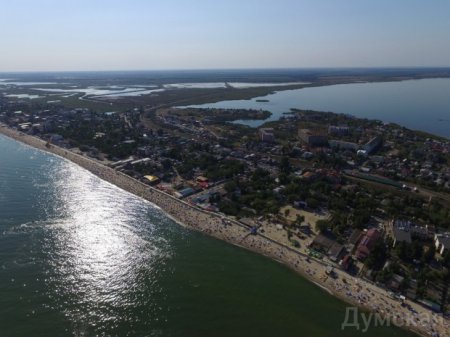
[434,233,450,255]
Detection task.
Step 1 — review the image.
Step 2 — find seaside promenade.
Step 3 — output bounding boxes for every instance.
[0,123,448,337]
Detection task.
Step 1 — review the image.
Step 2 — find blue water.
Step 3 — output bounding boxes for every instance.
[188,78,450,138]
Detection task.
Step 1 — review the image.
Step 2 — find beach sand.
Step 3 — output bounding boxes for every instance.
[0,124,448,337]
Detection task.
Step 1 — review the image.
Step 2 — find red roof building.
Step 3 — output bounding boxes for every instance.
[356,229,381,260]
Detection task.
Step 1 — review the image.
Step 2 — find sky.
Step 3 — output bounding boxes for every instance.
[1,0,450,72]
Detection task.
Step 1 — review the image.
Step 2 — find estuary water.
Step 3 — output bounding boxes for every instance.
[188,78,450,138]
[0,134,415,337]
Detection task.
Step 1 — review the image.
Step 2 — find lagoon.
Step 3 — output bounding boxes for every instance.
[188,78,450,138]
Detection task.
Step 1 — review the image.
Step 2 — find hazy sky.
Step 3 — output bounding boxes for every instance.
[1,0,450,71]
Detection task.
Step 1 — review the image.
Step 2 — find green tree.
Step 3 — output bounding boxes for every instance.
[365,242,388,271]
[295,214,305,225]
[424,245,436,263]
[279,156,291,175]
[316,220,329,233]
[224,180,238,193]
[306,197,319,209]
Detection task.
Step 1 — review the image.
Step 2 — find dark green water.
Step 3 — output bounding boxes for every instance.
[0,135,415,337]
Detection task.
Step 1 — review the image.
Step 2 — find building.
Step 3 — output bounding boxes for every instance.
[392,220,413,246]
[391,219,433,247]
[356,229,381,260]
[110,157,135,168]
[49,134,64,145]
[363,136,382,154]
[340,254,353,271]
[348,229,363,246]
[301,171,318,181]
[196,176,209,188]
[310,234,345,262]
[310,234,334,252]
[131,158,152,166]
[386,274,405,291]
[329,140,359,151]
[434,233,450,255]
[259,128,275,142]
[328,242,345,262]
[328,125,350,135]
[144,175,160,185]
[298,129,328,147]
[174,187,196,199]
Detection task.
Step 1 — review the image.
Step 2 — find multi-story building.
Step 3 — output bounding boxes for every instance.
[298,128,328,146]
[259,128,275,142]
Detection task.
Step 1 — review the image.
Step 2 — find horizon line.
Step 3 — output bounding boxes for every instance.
[2,66,450,74]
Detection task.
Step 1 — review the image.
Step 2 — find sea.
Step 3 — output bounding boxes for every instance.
[0,136,415,337]
[187,78,450,139]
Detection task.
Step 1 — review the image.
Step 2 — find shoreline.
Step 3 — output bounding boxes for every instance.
[0,124,448,337]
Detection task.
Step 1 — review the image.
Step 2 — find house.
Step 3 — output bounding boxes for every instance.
[356,229,381,260]
[434,233,450,255]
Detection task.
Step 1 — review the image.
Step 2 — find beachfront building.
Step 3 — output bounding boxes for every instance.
[340,254,353,271]
[310,234,345,262]
[386,274,405,292]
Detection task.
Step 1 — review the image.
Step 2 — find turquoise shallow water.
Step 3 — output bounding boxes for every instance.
[188,78,450,138]
[0,134,415,337]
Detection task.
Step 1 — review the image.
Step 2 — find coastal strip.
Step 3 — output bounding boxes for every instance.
[0,124,448,337]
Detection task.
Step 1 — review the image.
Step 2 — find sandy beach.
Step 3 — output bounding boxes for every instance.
[0,123,448,337]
